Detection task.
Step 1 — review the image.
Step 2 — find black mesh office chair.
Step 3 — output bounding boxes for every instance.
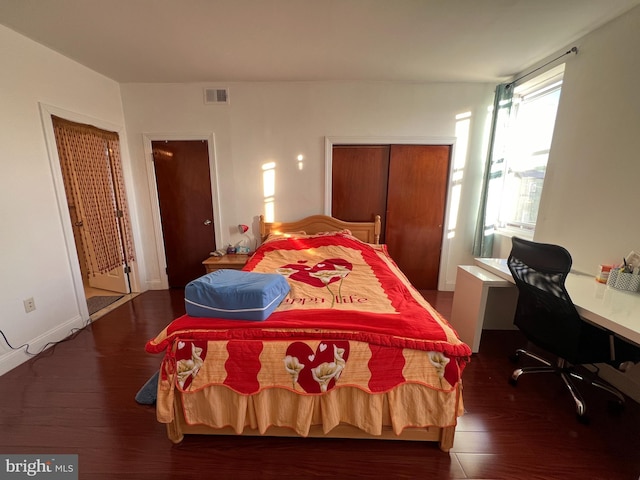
[507,237,625,422]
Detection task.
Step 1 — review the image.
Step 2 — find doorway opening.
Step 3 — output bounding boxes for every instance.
[51,115,136,315]
[143,133,222,290]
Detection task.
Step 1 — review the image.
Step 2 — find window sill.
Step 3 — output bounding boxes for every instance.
[495,227,534,241]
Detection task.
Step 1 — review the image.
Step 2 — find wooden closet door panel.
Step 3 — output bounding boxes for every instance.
[385,145,450,290]
[331,145,389,238]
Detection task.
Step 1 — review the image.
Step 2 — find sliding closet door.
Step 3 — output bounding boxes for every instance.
[331,144,450,290]
[331,145,389,241]
[385,145,450,290]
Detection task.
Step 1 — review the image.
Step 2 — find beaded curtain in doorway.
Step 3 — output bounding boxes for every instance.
[52,116,135,276]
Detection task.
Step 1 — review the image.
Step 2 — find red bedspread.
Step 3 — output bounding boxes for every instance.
[147,233,470,363]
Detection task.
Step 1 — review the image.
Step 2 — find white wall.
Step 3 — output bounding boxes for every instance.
[121,81,495,291]
[535,6,640,275]
[532,5,640,400]
[0,25,129,374]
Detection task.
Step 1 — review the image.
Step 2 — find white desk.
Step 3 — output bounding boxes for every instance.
[450,265,518,353]
[473,258,640,347]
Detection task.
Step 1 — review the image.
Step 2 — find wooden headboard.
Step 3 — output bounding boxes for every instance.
[259,214,381,245]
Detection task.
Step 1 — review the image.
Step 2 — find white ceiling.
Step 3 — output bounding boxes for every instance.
[1,0,639,84]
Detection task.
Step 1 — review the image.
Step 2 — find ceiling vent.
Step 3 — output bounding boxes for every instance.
[204,87,229,105]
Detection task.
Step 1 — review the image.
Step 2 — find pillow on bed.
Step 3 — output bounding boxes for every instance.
[263,229,353,244]
[262,231,307,244]
[314,229,352,236]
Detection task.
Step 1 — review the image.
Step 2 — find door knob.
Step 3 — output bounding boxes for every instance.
[203,219,212,226]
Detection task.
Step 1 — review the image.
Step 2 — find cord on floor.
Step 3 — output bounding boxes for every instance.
[0,317,94,356]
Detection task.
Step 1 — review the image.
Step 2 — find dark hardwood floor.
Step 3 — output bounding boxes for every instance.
[1,289,639,479]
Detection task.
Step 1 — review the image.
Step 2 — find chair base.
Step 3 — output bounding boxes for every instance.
[509,348,625,420]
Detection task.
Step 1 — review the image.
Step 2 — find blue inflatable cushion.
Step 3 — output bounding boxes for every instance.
[184,269,290,321]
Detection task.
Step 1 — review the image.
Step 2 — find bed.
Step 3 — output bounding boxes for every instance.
[146,214,471,452]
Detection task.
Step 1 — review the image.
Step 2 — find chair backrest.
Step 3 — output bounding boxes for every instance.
[507,237,611,364]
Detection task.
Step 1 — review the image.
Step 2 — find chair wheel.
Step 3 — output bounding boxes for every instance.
[508,377,518,387]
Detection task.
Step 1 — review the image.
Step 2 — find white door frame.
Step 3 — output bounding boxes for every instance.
[324,136,457,291]
[143,133,222,290]
[39,103,142,319]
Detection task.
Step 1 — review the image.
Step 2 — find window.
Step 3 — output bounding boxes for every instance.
[490,65,564,235]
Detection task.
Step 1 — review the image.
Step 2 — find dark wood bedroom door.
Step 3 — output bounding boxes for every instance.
[152,140,216,288]
[331,144,450,290]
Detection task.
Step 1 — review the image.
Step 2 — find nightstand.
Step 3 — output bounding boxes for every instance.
[202,254,249,273]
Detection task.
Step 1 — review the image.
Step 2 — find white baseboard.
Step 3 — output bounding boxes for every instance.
[145,279,166,290]
[0,314,84,376]
[439,280,456,292]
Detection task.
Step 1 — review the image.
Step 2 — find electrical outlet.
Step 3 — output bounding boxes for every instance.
[23,297,36,313]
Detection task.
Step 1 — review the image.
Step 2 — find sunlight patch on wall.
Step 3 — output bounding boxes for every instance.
[447,112,471,239]
[262,162,276,222]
